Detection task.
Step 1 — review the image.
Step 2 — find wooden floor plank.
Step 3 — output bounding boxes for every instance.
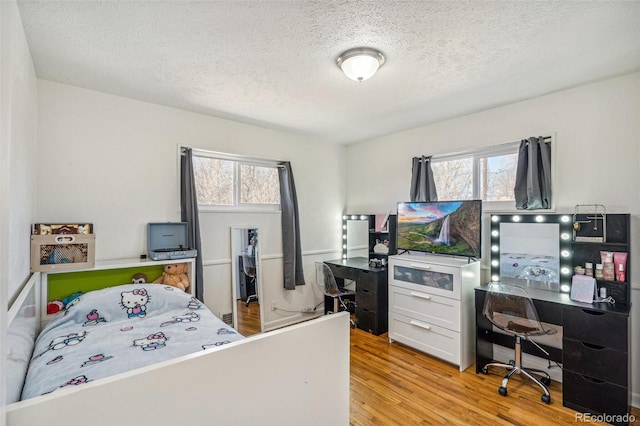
[350,328,640,425]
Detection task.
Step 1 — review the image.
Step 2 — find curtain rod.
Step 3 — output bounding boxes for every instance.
[420,135,552,161]
[181,146,287,167]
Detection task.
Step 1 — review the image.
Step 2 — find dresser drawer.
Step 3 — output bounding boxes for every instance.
[389,312,460,365]
[563,338,627,386]
[563,307,628,351]
[563,370,629,420]
[390,286,460,332]
[389,258,461,300]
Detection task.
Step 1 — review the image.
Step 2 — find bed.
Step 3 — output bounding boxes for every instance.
[6,273,350,425]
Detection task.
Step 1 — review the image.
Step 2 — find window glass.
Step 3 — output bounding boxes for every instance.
[479,153,518,202]
[432,158,473,200]
[193,156,234,206]
[240,164,280,205]
[192,153,281,210]
[431,143,523,205]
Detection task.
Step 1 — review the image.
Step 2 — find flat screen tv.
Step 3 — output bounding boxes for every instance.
[396,200,482,258]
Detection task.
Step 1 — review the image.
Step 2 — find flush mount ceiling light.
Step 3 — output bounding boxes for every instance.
[336,47,385,82]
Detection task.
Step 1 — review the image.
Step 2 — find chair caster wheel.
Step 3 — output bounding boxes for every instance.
[541,376,551,386]
[481,367,488,374]
[508,360,515,366]
[498,387,508,397]
[541,394,551,404]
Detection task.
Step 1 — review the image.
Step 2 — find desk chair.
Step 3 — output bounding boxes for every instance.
[481,282,557,404]
[315,262,355,327]
[242,253,258,307]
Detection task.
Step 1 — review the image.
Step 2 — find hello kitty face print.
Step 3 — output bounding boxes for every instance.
[133,332,167,351]
[120,289,149,319]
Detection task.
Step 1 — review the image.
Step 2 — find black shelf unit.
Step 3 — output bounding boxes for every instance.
[367,214,397,261]
[571,213,630,306]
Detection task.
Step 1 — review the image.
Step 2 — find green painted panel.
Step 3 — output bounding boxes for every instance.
[47,265,165,302]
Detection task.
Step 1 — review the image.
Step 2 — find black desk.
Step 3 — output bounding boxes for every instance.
[324,257,388,335]
[475,283,631,424]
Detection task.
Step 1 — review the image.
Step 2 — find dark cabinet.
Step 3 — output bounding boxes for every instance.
[571,214,630,306]
[368,214,397,262]
[326,258,388,336]
[355,268,388,335]
[562,306,630,425]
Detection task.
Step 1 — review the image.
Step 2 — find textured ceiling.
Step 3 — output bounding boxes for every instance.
[17,0,640,144]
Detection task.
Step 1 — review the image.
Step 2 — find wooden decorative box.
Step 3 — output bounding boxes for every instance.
[30,234,96,272]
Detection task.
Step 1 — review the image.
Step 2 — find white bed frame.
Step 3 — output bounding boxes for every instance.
[5,273,350,425]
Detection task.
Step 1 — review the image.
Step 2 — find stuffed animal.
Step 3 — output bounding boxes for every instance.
[131,273,147,284]
[153,263,190,291]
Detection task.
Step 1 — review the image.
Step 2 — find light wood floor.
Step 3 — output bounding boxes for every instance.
[350,327,640,426]
[235,299,261,336]
[234,306,639,425]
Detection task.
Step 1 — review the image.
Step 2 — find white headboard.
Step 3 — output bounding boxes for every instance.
[6,273,40,404]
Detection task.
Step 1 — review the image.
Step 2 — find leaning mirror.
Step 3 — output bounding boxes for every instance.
[490,214,573,293]
[342,214,369,259]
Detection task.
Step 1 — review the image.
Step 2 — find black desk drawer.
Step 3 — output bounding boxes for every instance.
[328,263,359,281]
[563,370,629,421]
[563,307,627,351]
[563,338,627,386]
[356,307,386,335]
[356,286,378,310]
[358,269,385,292]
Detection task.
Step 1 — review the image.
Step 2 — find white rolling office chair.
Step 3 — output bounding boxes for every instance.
[242,253,258,307]
[480,282,557,404]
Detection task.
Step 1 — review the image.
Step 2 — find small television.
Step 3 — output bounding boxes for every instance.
[396,200,482,258]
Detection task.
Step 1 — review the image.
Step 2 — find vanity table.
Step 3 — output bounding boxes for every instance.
[324,257,388,335]
[481,213,632,424]
[475,284,631,424]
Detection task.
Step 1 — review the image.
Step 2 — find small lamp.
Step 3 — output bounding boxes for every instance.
[337,47,385,82]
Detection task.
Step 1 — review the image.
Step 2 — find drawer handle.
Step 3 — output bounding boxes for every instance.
[582,342,605,350]
[410,263,432,271]
[581,375,605,384]
[410,292,431,301]
[581,309,604,316]
[410,320,431,331]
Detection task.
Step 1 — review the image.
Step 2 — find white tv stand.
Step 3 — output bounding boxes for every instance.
[388,253,480,371]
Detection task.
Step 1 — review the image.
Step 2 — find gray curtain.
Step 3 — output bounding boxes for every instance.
[180,147,204,300]
[410,156,438,202]
[514,137,552,210]
[279,161,305,289]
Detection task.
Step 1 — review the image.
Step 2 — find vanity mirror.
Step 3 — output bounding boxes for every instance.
[490,214,573,292]
[342,214,369,259]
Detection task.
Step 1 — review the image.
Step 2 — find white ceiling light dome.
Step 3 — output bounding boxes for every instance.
[337,47,385,82]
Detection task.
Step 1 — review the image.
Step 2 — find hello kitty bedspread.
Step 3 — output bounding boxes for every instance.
[21,284,244,400]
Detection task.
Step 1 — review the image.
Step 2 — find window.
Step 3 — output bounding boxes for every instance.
[192,152,280,210]
[431,143,519,205]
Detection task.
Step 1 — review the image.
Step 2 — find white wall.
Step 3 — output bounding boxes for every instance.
[36,80,346,330]
[346,71,640,406]
[0,0,38,419]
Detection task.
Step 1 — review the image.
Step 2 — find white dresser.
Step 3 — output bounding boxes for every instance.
[388,254,480,371]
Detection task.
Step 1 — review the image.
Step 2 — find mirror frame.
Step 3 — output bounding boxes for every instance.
[230,226,264,334]
[341,214,369,260]
[489,214,573,293]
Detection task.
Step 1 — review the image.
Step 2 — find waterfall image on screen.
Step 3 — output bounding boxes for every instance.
[396,200,482,258]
